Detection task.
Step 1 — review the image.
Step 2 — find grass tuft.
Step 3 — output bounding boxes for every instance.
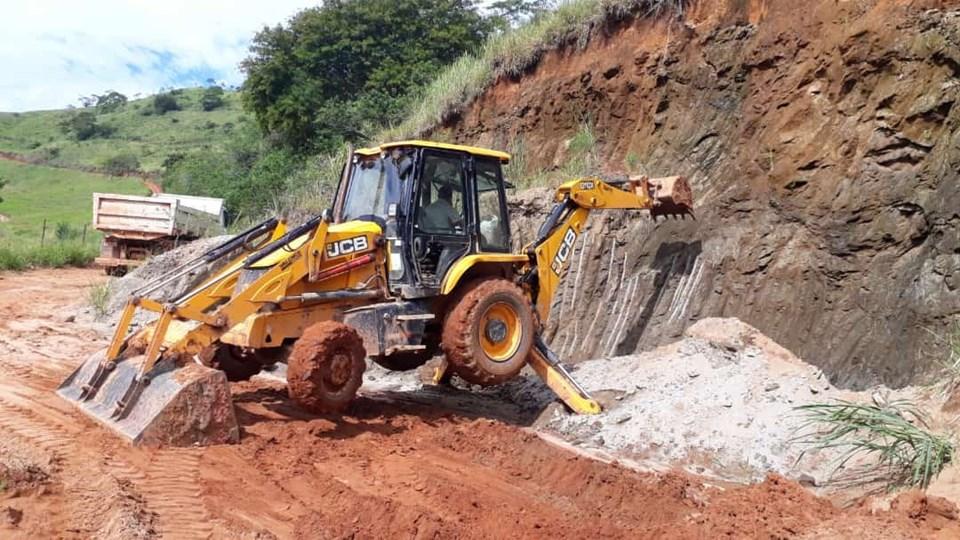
[794,399,954,490]
[88,281,111,320]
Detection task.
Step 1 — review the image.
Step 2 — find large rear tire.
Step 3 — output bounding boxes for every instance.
[441,278,535,386]
[287,321,366,414]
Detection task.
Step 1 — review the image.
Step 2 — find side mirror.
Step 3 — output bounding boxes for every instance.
[321,208,332,223]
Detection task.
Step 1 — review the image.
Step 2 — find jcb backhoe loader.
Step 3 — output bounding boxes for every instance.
[58,141,693,446]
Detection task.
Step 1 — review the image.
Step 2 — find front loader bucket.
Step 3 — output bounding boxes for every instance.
[58,351,239,446]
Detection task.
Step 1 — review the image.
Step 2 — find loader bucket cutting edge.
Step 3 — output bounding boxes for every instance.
[57,350,239,446]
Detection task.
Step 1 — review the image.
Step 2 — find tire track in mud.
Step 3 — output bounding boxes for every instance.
[0,386,209,538]
[0,396,128,536]
[137,450,212,540]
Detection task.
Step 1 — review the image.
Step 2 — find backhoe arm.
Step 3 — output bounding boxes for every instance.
[521,176,693,415]
[526,176,693,321]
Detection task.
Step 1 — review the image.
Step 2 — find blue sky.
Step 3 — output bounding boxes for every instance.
[0,0,320,111]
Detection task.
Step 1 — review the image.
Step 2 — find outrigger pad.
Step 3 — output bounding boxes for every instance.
[58,351,240,446]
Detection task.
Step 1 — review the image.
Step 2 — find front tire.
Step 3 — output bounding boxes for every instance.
[287,321,366,414]
[441,278,535,386]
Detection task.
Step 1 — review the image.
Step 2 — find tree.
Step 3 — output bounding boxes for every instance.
[59,111,115,141]
[101,153,141,175]
[95,91,128,113]
[487,0,555,31]
[0,176,6,204]
[201,85,225,111]
[153,93,181,115]
[241,0,492,152]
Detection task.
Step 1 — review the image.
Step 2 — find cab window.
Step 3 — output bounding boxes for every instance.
[476,159,509,252]
[416,153,466,235]
[341,156,400,222]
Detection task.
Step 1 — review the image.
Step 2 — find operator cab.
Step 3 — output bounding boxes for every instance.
[333,141,512,297]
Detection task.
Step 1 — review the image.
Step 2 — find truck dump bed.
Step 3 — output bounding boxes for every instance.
[93,193,224,240]
[93,193,225,273]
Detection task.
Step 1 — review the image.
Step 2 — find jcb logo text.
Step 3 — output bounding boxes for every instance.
[550,228,577,276]
[326,235,369,258]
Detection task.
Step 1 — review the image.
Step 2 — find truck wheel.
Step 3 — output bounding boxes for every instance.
[442,278,534,386]
[287,321,366,414]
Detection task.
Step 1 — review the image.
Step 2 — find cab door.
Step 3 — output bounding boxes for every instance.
[409,150,473,289]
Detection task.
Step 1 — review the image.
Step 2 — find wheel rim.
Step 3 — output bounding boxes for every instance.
[479,302,522,362]
[326,352,353,388]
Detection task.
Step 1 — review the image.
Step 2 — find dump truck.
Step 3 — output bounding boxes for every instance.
[93,192,226,276]
[59,141,693,446]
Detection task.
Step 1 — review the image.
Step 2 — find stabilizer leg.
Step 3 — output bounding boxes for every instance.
[528,336,601,415]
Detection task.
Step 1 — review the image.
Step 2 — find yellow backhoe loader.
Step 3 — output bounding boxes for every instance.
[58,141,693,446]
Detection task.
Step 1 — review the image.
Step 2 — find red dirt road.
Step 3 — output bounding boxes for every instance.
[1,268,958,539]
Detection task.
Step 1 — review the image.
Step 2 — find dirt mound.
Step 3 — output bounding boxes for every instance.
[441,0,960,390]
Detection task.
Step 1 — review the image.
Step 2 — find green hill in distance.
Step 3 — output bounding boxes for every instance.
[0,87,246,173]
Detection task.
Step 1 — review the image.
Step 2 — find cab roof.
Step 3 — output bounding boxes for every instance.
[354,140,510,163]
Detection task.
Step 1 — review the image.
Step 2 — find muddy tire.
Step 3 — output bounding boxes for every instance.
[287,321,366,414]
[441,278,534,386]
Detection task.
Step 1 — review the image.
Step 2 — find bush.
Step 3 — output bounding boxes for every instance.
[201,86,225,111]
[153,93,181,115]
[95,91,128,113]
[0,244,96,271]
[55,222,78,241]
[101,153,141,175]
[58,111,115,141]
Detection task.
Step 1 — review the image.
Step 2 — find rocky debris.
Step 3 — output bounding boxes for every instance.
[493,318,910,486]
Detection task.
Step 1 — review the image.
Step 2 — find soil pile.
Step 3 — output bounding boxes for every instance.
[439,0,960,389]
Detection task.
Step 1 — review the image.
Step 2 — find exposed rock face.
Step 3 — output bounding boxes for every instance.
[433,0,960,388]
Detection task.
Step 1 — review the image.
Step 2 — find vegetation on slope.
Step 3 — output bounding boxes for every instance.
[0,87,245,172]
[384,0,685,140]
[0,159,146,242]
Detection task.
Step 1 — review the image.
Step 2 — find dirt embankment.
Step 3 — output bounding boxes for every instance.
[3,268,959,538]
[436,0,960,389]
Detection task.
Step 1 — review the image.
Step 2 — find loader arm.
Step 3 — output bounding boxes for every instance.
[519,175,693,414]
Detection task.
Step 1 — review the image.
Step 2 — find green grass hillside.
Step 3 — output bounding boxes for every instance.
[0,159,147,245]
[0,88,246,172]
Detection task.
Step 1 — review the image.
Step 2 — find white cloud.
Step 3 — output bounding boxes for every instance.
[0,0,319,111]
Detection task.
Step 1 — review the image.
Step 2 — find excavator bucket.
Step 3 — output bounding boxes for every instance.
[57,350,239,446]
[645,175,694,219]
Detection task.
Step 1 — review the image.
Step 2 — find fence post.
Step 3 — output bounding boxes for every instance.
[40,219,46,247]
[81,224,87,244]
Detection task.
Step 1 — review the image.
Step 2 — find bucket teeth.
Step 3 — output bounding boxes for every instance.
[58,351,239,446]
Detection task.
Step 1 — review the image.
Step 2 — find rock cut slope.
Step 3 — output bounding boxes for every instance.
[436,0,960,389]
